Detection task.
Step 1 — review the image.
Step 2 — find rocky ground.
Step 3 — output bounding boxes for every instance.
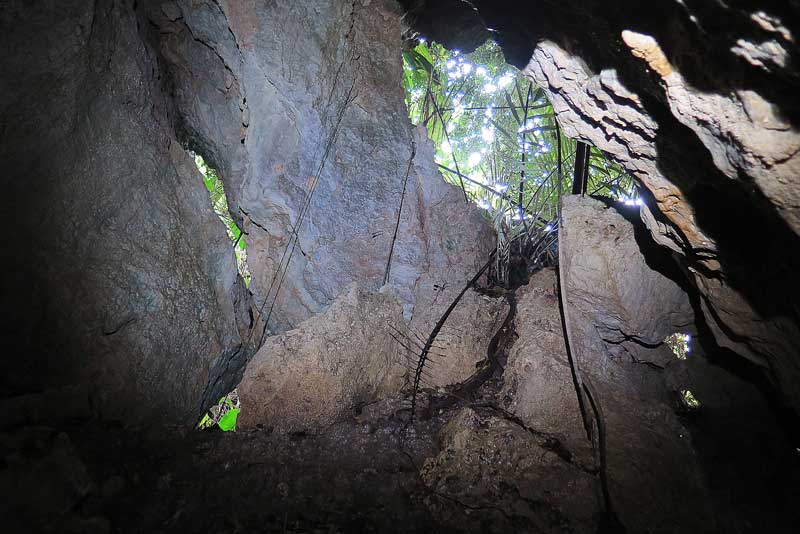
[4,265,799,534]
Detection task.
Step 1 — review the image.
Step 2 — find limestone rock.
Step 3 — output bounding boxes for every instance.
[409,288,508,387]
[237,284,409,432]
[561,196,693,348]
[0,0,251,423]
[151,0,495,333]
[500,269,592,462]
[237,282,508,431]
[402,0,800,417]
[559,196,714,532]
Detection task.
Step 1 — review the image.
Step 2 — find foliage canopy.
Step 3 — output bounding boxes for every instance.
[401,40,640,265]
[194,154,252,287]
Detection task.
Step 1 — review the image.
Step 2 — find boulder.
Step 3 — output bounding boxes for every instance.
[237,284,407,432]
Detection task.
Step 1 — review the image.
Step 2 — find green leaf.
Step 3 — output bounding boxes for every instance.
[217,407,240,432]
[197,412,213,429]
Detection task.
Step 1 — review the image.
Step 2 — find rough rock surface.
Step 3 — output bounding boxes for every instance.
[1,0,494,423]
[237,284,408,432]
[498,200,714,532]
[409,289,508,387]
[402,0,800,413]
[420,407,598,533]
[559,197,714,533]
[238,283,507,431]
[500,269,592,461]
[150,0,495,332]
[561,196,694,349]
[0,0,252,423]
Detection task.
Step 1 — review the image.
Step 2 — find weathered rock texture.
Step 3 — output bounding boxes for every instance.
[402,0,800,412]
[0,0,252,423]
[238,283,507,431]
[409,288,508,386]
[1,0,493,423]
[149,0,494,333]
[237,284,409,432]
[497,199,714,532]
[559,197,713,532]
[500,269,592,461]
[561,196,694,351]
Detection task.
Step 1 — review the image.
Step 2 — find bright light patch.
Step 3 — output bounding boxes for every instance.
[483,83,497,93]
[468,152,482,167]
[461,63,473,75]
[481,126,495,142]
[494,183,508,192]
[544,225,553,231]
[681,389,701,410]
[441,140,452,153]
[498,74,513,88]
[476,66,487,77]
[666,333,691,360]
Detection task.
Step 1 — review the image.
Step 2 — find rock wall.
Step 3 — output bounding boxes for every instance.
[1,0,494,423]
[558,196,713,532]
[402,0,800,412]
[0,0,252,423]
[149,0,494,333]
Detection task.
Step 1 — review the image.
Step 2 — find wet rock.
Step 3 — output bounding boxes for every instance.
[420,407,598,533]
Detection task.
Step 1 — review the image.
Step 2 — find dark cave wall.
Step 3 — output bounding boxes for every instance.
[402,0,800,412]
[0,0,252,422]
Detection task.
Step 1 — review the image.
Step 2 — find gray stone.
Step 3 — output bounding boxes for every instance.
[237,284,408,432]
[403,0,800,418]
[151,0,495,333]
[561,196,694,349]
[0,0,252,423]
[500,268,592,463]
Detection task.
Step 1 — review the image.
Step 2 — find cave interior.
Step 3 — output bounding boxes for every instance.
[1,0,800,533]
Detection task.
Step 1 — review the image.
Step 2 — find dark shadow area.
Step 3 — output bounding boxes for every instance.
[402,0,800,125]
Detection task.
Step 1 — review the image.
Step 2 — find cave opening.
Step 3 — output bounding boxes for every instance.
[3,1,800,533]
[400,37,647,282]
